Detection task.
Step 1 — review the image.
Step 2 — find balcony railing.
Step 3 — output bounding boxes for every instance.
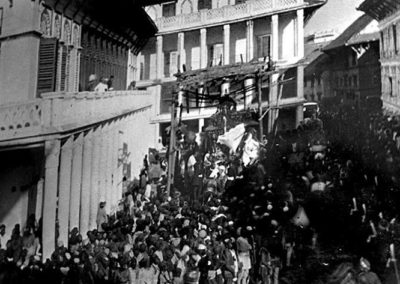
[156,0,304,33]
[0,90,153,142]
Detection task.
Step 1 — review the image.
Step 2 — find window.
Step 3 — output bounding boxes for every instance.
[209,43,223,66]
[37,38,58,96]
[317,77,321,86]
[198,0,212,10]
[191,46,200,70]
[169,51,178,76]
[381,31,385,57]
[389,76,393,97]
[353,75,358,87]
[311,79,314,88]
[139,62,144,80]
[235,38,247,63]
[257,35,271,60]
[162,2,176,17]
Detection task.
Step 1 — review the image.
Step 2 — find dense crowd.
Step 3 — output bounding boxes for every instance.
[3,107,400,283]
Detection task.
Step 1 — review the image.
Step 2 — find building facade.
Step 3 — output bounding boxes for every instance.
[134,0,325,139]
[322,15,381,107]
[359,0,400,112]
[0,0,162,260]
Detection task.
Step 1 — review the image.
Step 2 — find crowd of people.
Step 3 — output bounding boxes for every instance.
[3,106,400,283]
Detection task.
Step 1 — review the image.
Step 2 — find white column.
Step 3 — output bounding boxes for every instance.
[178,32,186,71]
[80,130,93,235]
[200,29,207,69]
[296,105,304,127]
[136,52,142,81]
[297,9,304,58]
[42,139,60,261]
[297,65,304,100]
[156,36,164,79]
[69,133,83,231]
[246,20,254,62]
[199,118,204,133]
[57,136,73,247]
[272,15,279,61]
[89,128,101,230]
[105,123,113,213]
[116,122,124,199]
[223,24,230,65]
[111,123,119,211]
[98,126,107,204]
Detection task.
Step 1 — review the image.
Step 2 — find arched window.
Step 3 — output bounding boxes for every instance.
[63,20,71,44]
[181,0,193,14]
[73,25,80,46]
[40,9,51,37]
[54,14,62,39]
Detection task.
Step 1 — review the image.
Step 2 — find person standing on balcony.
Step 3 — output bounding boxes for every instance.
[95,77,109,92]
[86,74,97,91]
[108,75,114,91]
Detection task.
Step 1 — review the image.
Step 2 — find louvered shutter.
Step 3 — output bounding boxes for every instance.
[60,45,68,91]
[37,38,58,96]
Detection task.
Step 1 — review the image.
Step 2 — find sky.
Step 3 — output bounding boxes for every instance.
[305,0,365,37]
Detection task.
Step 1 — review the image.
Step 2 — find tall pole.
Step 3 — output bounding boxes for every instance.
[166,84,184,196]
[166,92,176,197]
[257,70,263,140]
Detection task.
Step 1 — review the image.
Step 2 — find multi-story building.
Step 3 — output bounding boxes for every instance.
[303,32,333,103]
[359,0,400,112]
[0,0,165,260]
[136,0,325,137]
[322,14,381,107]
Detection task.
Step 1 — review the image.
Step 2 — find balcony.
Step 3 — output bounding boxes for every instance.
[0,90,153,143]
[156,0,304,33]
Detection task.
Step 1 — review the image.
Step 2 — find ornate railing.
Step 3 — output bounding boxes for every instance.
[0,90,152,142]
[156,0,304,33]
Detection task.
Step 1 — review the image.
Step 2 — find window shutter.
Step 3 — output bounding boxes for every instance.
[60,45,68,91]
[37,37,58,96]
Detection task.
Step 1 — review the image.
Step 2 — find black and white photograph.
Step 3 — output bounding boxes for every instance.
[0,0,399,283]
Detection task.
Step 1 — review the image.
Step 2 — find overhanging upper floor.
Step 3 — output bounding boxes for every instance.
[0,90,153,146]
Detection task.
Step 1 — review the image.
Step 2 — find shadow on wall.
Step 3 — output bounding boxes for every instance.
[0,147,44,242]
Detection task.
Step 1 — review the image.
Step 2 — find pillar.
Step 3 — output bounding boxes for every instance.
[111,124,119,212]
[80,130,93,234]
[116,122,124,200]
[297,65,304,100]
[178,32,186,71]
[296,9,304,58]
[105,123,113,213]
[57,136,73,247]
[42,139,60,261]
[272,15,279,61]
[136,52,142,81]
[296,105,304,127]
[69,133,83,231]
[223,25,230,65]
[200,29,207,69]
[199,118,204,133]
[156,36,163,79]
[246,20,254,62]
[89,128,101,230]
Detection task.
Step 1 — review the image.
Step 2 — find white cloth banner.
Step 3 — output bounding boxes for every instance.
[217,123,246,153]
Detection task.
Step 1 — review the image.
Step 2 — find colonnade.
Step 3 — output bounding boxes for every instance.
[41,106,155,261]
